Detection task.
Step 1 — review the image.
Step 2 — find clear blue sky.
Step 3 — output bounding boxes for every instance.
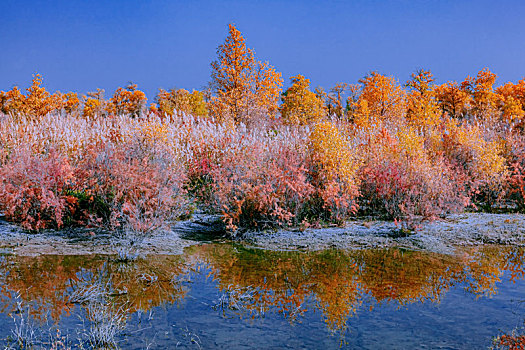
[1,0,524,99]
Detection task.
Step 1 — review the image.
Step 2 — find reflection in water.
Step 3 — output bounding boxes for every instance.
[192,245,525,333]
[0,255,192,322]
[496,326,525,350]
[0,245,523,347]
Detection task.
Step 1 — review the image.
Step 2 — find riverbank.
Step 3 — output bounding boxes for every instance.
[0,212,524,256]
[244,213,525,254]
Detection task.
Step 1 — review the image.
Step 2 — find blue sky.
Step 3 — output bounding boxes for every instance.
[1,0,524,99]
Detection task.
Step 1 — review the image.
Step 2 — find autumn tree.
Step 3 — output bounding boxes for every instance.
[58,92,81,116]
[156,88,208,118]
[308,121,361,220]
[25,74,63,117]
[0,87,25,115]
[434,81,470,118]
[496,79,525,122]
[353,72,405,125]
[188,90,208,118]
[327,82,349,118]
[280,75,326,125]
[405,69,440,127]
[314,86,328,106]
[343,84,362,121]
[82,88,107,119]
[462,68,500,119]
[210,24,283,125]
[0,74,62,118]
[108,83,147,118]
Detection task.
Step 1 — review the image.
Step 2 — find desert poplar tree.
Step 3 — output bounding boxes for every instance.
[280,75,326,125]
[210,24,283,125]
[405,69,440,127]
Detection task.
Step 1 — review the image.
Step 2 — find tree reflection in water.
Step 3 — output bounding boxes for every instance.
[0,245,523,344]
[193,245,525,333]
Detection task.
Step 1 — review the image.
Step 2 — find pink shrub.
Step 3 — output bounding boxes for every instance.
[185,136,232,204]
[510,162,525,211]
[360,159,468,223]
[0,139,188,233]
[507,136,525,211]
[1,109,522,234]
[74,141,188,233]
[439,119,510,210]
[0,149,78,230]
[358,127,470,225]
[190,122,363,234]
[206,136,314,233]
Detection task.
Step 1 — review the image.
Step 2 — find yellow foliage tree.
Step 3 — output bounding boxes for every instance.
[82,88,107,119]
[210,24,283,125]
[462,68,501,119]
[308,121,361,218]
[496,79,525,122]
[280,75,326,125]
[434,81,470,118]
[405,69,440,127]
[108,83,147,118]
[354,72,405,124]
[188,90,208,118]
[156,88,208,117]
[442,120,508,186]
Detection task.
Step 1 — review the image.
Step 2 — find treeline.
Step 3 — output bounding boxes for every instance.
[1,24,524,128]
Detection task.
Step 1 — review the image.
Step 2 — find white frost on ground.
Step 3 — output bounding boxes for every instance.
[0,213,523,256]
[0,220,197,256]
[243,213,525,254]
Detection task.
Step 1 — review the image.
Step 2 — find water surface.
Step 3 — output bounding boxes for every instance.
[0,244,523,349]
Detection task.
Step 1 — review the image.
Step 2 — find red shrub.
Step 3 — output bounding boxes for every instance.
[360,158,468,224]
[509,153,525,211]
[0,139,188,233]
[358,126,470,224]
[0,149,78,230]
[207,139,314,233]
[497,332,525,350]
[74,142,188,233]
[184,126,317,234]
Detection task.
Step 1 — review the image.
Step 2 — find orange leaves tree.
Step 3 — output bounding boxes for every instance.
[60,92,81,115]
[0,74,63,119]
[405,69,440,128]
[108,83,147,118]
[496,79,525,123]
[0,86,25,115]
[82,88,107,119]
[156,88,208,117]
[462,68,501,119]
[351,72,405,127]
[434,81,470,118]
[209,24,283,125]
[280,74,326,125]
